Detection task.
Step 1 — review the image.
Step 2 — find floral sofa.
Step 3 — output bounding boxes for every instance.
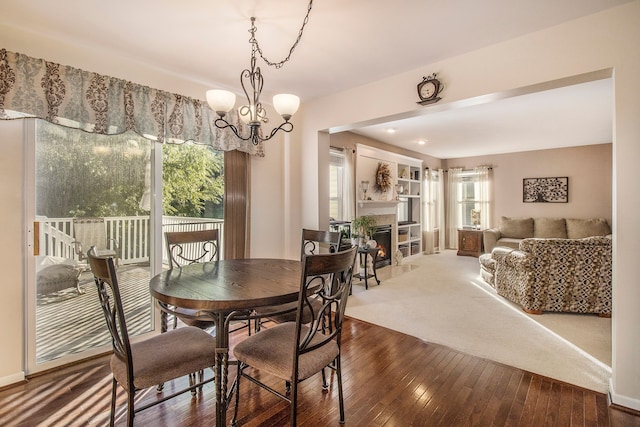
[478,217,612,315]
[483,216,611,253]
[490,236,612,316]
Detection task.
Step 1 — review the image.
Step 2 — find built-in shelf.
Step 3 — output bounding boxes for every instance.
[397,162,423,258]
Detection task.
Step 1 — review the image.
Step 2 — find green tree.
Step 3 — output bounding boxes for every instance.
[36,125,149,218]
[162,143,224,218]
[35,121,224,219]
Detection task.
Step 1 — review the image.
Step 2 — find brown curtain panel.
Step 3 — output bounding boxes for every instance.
[224,150,250,259]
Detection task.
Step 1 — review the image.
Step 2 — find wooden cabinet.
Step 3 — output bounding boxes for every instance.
[457,229,483,257]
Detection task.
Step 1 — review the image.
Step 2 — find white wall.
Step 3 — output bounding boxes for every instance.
[0,120,26,386]
[446,144,612,226]
[300,2,640,410]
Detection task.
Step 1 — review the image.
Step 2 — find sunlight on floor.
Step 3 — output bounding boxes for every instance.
[468,275,612,373]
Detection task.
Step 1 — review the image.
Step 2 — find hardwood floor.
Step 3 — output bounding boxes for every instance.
[1,317,638,426]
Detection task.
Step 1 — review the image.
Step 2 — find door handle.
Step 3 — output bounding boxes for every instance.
[33,221,40,256]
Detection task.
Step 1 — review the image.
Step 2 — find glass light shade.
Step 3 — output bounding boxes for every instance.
[238,105,252,124]
[206,90,236,115]
[238,104,266,124]
[273,94,300,120]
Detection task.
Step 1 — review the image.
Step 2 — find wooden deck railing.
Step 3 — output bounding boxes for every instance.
[37,216,224,265]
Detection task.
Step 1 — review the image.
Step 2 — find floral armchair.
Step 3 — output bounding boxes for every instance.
[492,236,612,316]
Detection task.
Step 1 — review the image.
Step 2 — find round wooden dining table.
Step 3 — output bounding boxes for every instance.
[149,258,302,427]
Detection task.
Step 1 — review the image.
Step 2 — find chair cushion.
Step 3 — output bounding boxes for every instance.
[255,302,298,321]
[173,307,216,330]
[499,217,534,239]
[533,218,567,238]
[495,238,521,250]
[258,300,320,324]
[234,323,339,382]
[110,326,216,390]
[565,218,611,239]
[478,254,495,271]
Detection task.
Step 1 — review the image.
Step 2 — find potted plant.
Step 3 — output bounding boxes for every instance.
[351,215,377,247]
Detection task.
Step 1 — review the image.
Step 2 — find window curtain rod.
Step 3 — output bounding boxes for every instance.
[329,146,355,154]
[0,48,264,156]
[426,166,493,172]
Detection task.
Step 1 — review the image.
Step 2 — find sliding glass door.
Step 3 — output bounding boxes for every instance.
[26,119,154,372]
[24,120,226,373]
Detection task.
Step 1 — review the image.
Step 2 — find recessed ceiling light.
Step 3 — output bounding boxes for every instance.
[418,139,427,145]
[386,127,397,134]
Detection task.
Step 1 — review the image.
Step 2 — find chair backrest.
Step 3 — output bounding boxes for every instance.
[73,218,110,257]
[300,228,342,260]
[294,246,357,366]
[165,229,220,269]
[87,248,134,385]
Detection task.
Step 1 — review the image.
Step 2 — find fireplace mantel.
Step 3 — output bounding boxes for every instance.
[358,200,400,208]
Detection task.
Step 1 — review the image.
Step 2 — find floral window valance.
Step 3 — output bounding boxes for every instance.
[0,49,264,156]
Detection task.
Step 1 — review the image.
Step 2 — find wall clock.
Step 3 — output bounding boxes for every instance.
[417,73,443,105]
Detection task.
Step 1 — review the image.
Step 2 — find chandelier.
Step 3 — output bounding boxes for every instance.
[206,1,313,145]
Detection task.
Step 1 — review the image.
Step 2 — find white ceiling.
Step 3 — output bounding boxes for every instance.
[1,0,624,158]
[351,77,613,159]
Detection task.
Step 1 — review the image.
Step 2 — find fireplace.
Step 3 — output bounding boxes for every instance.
[373,224,392,268]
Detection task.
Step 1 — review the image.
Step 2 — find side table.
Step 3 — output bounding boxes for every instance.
[353,246,381,290]
[457,228,484,257]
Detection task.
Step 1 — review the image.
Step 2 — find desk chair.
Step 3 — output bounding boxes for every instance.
[87,248,216,427]
[232,246,358,426]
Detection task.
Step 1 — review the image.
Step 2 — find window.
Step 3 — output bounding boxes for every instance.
[458,172,480,227]
[329,149,345,220]
[425,169,442,230]
[446,167,490,248]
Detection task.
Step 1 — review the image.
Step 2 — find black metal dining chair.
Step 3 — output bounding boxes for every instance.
[161,229,221,331]
[87,248,216,426]
[161,228,252,339]
[232,246,358,426]
[253,228,342,330]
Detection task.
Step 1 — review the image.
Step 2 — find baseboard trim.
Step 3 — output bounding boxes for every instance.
[0,372,25,390]
[609,378,640,412]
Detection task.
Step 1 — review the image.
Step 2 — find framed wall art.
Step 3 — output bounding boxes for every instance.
[523,177,569,203]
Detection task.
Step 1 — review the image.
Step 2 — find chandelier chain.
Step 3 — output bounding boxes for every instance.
[251,0,313,69]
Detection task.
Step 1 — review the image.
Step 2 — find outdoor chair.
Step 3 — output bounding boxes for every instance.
[232,246,358,426]
[73,217,119,266]
[87,248,216,427]
[253,229,343,330]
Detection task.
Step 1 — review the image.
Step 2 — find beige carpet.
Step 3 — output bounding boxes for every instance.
[346,250,612,393]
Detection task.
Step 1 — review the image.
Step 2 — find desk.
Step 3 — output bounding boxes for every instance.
[149,258,301,427]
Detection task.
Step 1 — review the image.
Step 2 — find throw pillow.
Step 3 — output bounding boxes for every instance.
[534,218,567,238]
[566,218,611,239]
[499,216,534,238]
